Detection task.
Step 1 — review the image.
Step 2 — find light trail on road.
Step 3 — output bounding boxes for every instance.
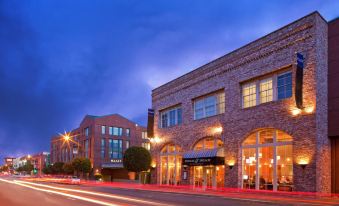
[4,179,172,206]
[0,178,121,206]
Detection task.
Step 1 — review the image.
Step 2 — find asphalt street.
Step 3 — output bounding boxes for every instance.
[0,178,337,206]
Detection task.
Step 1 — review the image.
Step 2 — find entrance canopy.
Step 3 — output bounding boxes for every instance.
[182,148,224,166]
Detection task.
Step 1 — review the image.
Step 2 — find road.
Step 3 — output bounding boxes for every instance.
[0,177,337,206]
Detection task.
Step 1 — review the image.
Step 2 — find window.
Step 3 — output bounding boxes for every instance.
[193,137,223,151]
[277,72,292,100]
[109,127,113,135]
[142,142,151,150]
[126,128,130,137]
[160,144,182,185]
[85,127,89,137]
[125,140,130,149]
[101,126,106,135]
[84,139,89,158]
[142,132,148,139]
[241,129,293,191]
[242,71,292,108]
[113,127,123,136]
[194,92,225,120]
[242,83,257,108]
[110,139,123,159]
[160,106,182,128]
[101,139,105,159]
[260,78,273,103]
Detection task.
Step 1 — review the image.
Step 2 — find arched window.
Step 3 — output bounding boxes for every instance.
[160,143,182,185]
[242,129,293,191]
[193,137,223,151]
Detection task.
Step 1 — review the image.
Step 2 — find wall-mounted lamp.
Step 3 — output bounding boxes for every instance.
[298,159,309,170]
[227,160,235,169]
[300,164,307,169]
[150,136,162,144]
[213,126,223,134]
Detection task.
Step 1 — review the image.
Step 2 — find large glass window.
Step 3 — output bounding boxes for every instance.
[242,70,292,108]
[194,92,225,120]
[160,106,182,128]
[241,129,293,191]
[160,144,182,185]
[142,132,148,139]
[260,78,273,104]
[126,128,130,137]
[277,72,292,100]
[112,127,123,136]
[85,127,89,137]
[101,139,105,159]
[101,126,106,135]
[84,139,89,158]
[242,83,257,108]
[110,139,123,158]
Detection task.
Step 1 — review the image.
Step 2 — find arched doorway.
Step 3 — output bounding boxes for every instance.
[189,137,224,188]
[160,143,182,185]
[241,129,293,191]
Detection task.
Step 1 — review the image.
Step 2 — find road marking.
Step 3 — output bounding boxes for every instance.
[14,180,172,206]
[0,178,120,206]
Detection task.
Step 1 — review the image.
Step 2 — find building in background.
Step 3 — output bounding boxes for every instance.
[149,12,331,193]
[31,152,50,176]
[50,114,149,181]
[3,157,15,173]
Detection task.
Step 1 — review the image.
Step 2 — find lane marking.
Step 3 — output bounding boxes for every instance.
[0,178,120,206]
[14,180,171,206]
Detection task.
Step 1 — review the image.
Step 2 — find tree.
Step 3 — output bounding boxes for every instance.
[62,163,74,175]
[71,157,91,178]
[42,165,53,174]
[52,162,64,174]
[123,147,151,173]
[23,161,34,173]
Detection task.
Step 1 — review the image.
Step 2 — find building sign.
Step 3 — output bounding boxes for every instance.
[147,109,155,138]
[295,52,304,109]
[182,157,224,166]
[110,159,122,163]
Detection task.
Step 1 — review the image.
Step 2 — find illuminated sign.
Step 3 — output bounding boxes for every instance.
[110,159,122,163]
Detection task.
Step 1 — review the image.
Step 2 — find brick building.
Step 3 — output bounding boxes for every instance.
[329,17,339,193]
[31,152,50,176]
[149,12,333,193]
[50,114,149,181]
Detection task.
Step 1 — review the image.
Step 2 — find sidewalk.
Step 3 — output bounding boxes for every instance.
[81,181,339,205]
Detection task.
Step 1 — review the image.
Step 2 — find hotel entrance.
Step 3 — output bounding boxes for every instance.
[193,165,224,188]
[183,137,225,189]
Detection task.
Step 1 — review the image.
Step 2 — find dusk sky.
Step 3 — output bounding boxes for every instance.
[0,0,338,160]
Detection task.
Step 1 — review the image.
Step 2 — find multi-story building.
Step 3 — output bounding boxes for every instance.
[31,152,50,176]
[3,157,15,173]
[50,114,149,181]
[329,17,339,193]
[149,12,334,193]
[13,155,31,170]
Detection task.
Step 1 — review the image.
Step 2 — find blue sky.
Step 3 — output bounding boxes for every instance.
[0,0,338,160]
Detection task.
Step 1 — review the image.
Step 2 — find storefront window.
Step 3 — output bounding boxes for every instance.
[160,144,182,185]
[194,137,224,150]
[241,129,293,191]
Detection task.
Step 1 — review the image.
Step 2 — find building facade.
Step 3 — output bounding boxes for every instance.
[50,114,149,181]
[329,17,339,193]
[149,12,331,193]
[31,152,50,176]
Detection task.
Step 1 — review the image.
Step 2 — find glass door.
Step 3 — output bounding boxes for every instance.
[205,167,213,188]
[259,146,274,190]
[194,166,203,187]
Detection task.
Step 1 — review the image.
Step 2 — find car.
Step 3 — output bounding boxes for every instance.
[70,176,80,184]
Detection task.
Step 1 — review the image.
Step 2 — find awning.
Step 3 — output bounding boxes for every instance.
[101,163,124,169]
[182,148,225,166]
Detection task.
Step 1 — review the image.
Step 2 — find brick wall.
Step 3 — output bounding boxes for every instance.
[151,12,330,193]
